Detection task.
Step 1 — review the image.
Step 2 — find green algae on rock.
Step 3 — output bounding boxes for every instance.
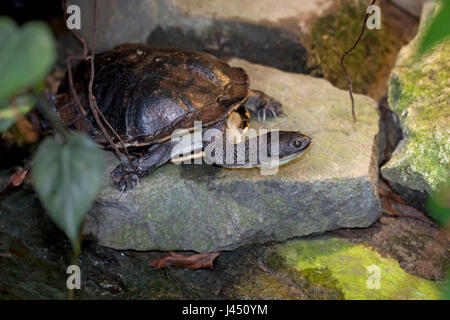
[272,237,439,300]
[308,0,399,96]
[381,1,450,203]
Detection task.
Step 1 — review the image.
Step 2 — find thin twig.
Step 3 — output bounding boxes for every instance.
[382,209,439,228]
[62,0,134,166]
[86,1,121,158]
[39,89,71,138]
[340,0,377,122]
[380,190,439,228]
[86,0,135,166]
[62,0,88,116]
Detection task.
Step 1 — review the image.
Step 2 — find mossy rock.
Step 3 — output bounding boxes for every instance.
[381,1,450,201]
[308,0,401,96]
[266,237,440,300]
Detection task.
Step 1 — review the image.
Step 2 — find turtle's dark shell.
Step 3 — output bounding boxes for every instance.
[56,44,249,147]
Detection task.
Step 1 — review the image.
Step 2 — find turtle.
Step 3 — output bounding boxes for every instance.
[55,44,311,191]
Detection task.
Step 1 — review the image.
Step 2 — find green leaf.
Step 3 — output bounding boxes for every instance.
[418,0,450,56]
[0,17,56,103]
[0,17,18,75]
[0,118,15,132]
[426,185,450,226]
[442,273,450,300]
[32,134,105,251]
[0,94,36,132]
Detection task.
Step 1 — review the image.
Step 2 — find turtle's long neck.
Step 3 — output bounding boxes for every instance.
[203,130,280,168]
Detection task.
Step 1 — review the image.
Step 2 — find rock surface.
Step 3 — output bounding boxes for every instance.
[69,0,417,98]
[0,186,444,299]
[69,0,333,72]
[82,59,381,252]
[338,187,450,281]
[250,237,440,300]
[389,0,427,18]
[381,1,450,208]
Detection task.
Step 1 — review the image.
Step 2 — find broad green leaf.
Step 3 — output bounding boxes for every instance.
[418,0,450,56]
[442,274,450,300]
[426,185,450,225]
[0,17,18,79]
[32,134,105,250]
[0,101,15,132]
[0,16,16,40]
[0,118,15,132]
[0,17,56,103]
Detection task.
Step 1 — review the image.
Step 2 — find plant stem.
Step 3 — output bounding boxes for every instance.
[340,0,377,122]
[36,90,71,140]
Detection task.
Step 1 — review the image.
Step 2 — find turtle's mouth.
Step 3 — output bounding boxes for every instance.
[259,149,308,168]
[278,149,308,165]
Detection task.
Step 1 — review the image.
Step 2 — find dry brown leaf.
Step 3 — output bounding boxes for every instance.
[16,117,39,143]
[45,70,64,94]
[379,186,408,205]
[10,169,29,187]
[149,251,221,270]
[0,169,30,198]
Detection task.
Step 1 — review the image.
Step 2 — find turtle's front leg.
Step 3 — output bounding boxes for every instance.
[244,90,283,122]
[110,141,174,191]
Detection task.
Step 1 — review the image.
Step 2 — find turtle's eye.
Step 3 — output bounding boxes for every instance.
[294,139,302,148]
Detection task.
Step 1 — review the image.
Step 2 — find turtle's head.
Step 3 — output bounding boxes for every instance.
[207,129,311,169]
[277,131,311,164]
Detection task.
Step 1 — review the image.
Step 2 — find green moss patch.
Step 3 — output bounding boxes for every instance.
[383,1,450,194]
[275,237,439,300]
[308,0,399,95]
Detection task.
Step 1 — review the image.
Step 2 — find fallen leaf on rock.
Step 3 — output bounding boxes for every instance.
[0,168,30,198]
[379,184,438,227]
[10,169,29,187]
[149,251,221,270]
[0,252,13,258]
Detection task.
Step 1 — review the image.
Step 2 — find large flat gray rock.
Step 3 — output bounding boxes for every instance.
[82,59,381,252]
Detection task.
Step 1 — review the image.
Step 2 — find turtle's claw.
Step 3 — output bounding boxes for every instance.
[256,98,282,123]
[117,183,126,200]
[111,161,140,192]
[114,174,135,192]
[269,107,277,118]
[134,174,140,187]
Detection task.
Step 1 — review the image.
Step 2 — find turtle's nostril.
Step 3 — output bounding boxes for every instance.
[301,136,312,150]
